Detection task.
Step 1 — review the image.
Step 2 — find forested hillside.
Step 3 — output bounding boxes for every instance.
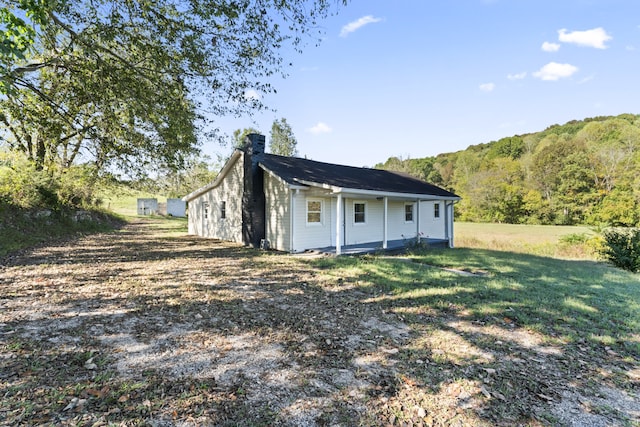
[376,114,640,226]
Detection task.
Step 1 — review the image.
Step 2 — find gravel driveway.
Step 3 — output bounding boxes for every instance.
[0,218,424,426]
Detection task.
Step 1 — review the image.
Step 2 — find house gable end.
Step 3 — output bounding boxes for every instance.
[182,150,243,202]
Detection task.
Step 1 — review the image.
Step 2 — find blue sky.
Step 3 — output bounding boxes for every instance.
[206,0,640,167]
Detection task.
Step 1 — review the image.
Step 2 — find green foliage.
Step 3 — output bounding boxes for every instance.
[233,128,262,148]
[591,188,639,226]
[269,118,298,156]
[377,114,640,226]
[0,150,100,209]
[400,232,429,253]
[0,202,119,256]
[0,0,345,186]
[600,228,640,272]
[0,0,52,93]
[129,153,219,198]
[558,233,591,245]
[486,136,524,160]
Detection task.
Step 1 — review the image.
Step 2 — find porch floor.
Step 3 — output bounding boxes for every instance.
[307,238,449,256]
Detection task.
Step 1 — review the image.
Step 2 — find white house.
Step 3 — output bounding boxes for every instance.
[183,134,460,254]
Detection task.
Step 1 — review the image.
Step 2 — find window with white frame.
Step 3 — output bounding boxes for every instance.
[354,202,366,224]
[404,203,414,222]
[307,199,322,224]
[220,201,226,219]
[434,202,440,219]
[203,202,209,220]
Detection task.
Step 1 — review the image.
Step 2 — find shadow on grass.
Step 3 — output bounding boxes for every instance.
[1,223,639,426]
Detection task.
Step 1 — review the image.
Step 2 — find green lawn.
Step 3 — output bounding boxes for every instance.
[454,221,599,259]
[312,247,639,356]
[306,239,639,423]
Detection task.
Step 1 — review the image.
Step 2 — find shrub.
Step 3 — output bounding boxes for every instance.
[600,228,640,272]
[0,151,100,209]
[559,233,590,245]
[401,232,429,252]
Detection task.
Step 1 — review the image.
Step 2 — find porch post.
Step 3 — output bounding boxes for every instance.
[383,197,388,249]
[336,193,342,255]
[289,189,296,253]
[449,202,455,248]
[416,199,421,243]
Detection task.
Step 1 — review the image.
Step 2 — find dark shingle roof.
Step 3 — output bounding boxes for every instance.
[260,154,459,198]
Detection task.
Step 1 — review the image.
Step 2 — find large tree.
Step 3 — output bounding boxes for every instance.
[0,0,344,176]
[269,117,297,156]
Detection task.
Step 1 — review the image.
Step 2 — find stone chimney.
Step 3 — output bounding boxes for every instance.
[241,133,266,248]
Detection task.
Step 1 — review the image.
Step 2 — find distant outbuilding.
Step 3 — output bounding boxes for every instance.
[166,198,186,217]
[137,198,158,215]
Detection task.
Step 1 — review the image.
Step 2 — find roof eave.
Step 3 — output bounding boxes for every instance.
[259,163,309,190]
[182,150,243,202]
[295,179,461,201]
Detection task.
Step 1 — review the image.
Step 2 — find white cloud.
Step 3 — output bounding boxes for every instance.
[479,83,495,92]
[542,41,561,52]
[558,27,612,49]
[340,15,382,37]
[533,62,579,81]
[308,122,332,134]
[243,89,260,101]
[507,72,527,80]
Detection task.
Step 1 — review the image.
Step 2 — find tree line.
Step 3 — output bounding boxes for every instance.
[376,114,640,227]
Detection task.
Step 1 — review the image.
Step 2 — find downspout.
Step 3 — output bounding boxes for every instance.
[416,199,421,244]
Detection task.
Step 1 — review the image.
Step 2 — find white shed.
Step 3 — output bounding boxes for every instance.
[166,198,186,217]
[137,198,158,215]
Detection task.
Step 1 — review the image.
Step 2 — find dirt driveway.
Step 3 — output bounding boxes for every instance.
[1,219,420,426]
[1,218,638,426]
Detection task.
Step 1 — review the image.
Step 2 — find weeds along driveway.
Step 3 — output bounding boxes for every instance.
[0,218,638,426]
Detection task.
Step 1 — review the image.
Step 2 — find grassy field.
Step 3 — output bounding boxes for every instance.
[99,186,164,217]
[307,230,639,424]
[454,221,600,259]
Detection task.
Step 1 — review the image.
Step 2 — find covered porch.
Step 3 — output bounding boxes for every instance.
[330,191,457,255]
[308,237,450,256]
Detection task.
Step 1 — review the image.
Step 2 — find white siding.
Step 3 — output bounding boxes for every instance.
[186,155,244,242]
[292,193,333,251]
[387,201,420,240]
[264,172,291,252]
[344,199,384,245]
[419,201,446,239]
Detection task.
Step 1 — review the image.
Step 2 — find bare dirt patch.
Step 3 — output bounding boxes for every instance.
[1,218,638,426]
